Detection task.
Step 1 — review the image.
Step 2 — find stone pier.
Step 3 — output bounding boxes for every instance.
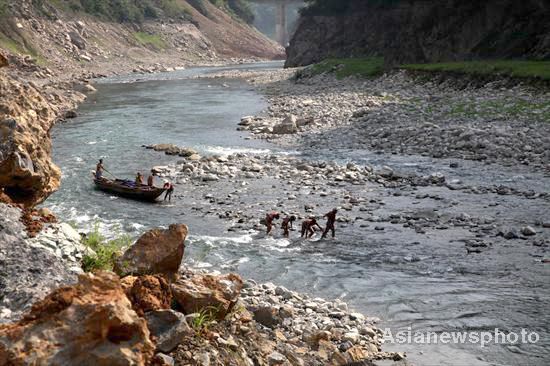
[250,0,304,45]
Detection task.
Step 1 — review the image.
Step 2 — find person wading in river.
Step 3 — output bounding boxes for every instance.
[301,217,322,239]
[321,208,338,239]
[95,159,104,179]
[281,215,296,237]
[163,182,174,202]
[262,212,280,235]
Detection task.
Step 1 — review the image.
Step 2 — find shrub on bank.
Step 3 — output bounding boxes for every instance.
[81,221,133,272]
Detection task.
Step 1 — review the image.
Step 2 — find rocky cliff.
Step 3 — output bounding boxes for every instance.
[286,0,550,67]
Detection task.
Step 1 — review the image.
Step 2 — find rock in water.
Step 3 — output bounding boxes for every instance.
[171,273,243,317]
[114,224,188,277]
[521,226,536,236]
[0,272,154,366]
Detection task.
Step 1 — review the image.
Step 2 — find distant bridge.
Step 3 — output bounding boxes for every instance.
[249,0,305,45]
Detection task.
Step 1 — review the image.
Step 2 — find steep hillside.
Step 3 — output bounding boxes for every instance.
[286,0,550,67]
[0,0,283,77]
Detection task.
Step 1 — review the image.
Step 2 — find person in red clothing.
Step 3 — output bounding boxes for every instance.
[163,182,174,202]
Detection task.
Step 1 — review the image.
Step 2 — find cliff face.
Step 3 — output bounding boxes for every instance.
[285,0,550,67]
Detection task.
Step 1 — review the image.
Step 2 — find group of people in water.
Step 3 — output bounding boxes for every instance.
[96,159,337,238]
[95,159,173,201]
[263,208,338,239]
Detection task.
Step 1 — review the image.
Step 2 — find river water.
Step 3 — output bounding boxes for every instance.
[47,62,549,366]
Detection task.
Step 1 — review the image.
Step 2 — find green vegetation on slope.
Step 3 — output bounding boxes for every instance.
[0,0,8,18]
[0,33,48,64]
[400,60,550,80]
[300,58,550,83]
[188,0,254,24]
[30,0,190,23]
[134,31,167,50]
[300,57,385,79]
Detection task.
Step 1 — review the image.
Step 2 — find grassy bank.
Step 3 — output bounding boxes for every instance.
[300,58,550,82]
[134,31,167,50]
[304,57,385,79]
[400,60,550,80]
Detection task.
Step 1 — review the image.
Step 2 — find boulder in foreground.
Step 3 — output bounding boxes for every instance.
[172,272,243,317]
[114,224,188,277]
[0,271,154,366]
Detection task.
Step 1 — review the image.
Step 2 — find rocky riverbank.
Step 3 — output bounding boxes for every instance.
[0,215,408,365]
[202,68,550,173]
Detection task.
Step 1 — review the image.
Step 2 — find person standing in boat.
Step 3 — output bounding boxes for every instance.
[95,159,104,179]
[135,172,144,186]
[147,170,154,187]
[163,182,174,201]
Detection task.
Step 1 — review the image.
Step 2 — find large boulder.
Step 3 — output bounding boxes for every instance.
[114,224,188,277]
[272,115,298,135]
[151,144,181,155]
[0,271,155,366]
[171,272,242,317]
[68,31,86,50]
[145,309,192,353]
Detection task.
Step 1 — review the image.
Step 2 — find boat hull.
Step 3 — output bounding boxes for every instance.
[93,177,166,202]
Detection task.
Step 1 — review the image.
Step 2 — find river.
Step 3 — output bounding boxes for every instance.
[47,62,549,366]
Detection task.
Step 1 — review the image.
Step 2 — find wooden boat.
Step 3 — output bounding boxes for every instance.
[93,176,166,202]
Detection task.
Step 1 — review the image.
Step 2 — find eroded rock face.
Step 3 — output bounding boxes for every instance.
[127,275,173,316]
[0,271,154,366]
[0,203,77,321]
[0,69,84,205]
[171,272,242,317]
[114,224,188,277]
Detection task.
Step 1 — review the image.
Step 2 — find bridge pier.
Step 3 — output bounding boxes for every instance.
[275,3,287,46]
